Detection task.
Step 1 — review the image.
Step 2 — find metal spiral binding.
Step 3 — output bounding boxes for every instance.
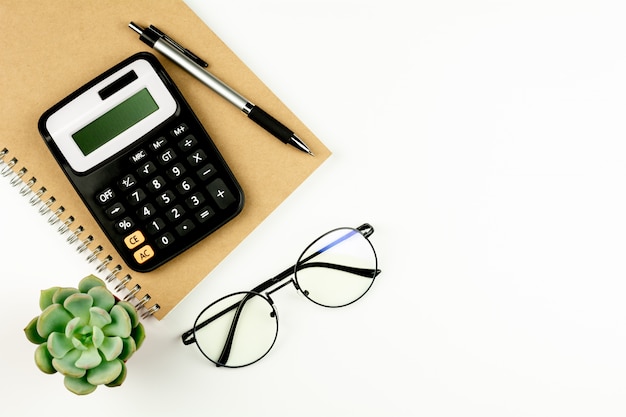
[0,147,160,317]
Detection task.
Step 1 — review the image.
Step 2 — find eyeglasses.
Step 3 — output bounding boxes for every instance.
[181,223,381,368]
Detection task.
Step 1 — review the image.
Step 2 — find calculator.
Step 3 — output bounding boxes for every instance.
[38,52,244,272]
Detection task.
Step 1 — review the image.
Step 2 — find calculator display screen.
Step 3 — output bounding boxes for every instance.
[73,88,159,156]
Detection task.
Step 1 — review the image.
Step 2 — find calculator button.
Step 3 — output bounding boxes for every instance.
[178,134,198,151]
[147,176,167,193]
[114,217,135,233]
[105,202,126,219]
[207,178,236,209]
[156,232,175,249]
[166,163,186,180]
[133,245,155,264]
[185,192,205,209]
[156,190,176,207]
[124,230,146,250]
[137,203,156,220]
[96,187,116,205]
[187,150,207,166]
[177,177,196,194]
[119,174,137,191]
[129,149,148,164]
[175,219,195,236]
[158,148,177,165]
[149,137,168,152]
[127,188,147,206]
[171,123,189,138]
[147,217,166,235]
[137,161,157,178]
[196,207,215,223]
[166,205,186,222]
[197,164,217,181]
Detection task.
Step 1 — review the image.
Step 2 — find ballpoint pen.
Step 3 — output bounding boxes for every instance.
[128,22,314,156]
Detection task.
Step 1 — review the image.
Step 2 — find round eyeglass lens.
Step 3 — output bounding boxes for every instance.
[192,291,279,368]
[295,227,378,307]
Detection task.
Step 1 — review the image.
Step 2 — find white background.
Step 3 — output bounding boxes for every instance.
[2,1,626,415]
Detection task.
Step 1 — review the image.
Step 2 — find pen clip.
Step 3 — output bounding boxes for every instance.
[149,25,209,68]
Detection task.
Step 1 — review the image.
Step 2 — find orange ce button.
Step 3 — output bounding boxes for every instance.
[124,230,146,250]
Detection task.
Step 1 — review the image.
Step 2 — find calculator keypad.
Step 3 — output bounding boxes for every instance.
[93,121,242,271]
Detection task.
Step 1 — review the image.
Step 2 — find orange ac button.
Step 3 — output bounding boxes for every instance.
[133,245,155,264]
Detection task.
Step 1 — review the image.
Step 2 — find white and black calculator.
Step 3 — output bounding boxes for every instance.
[39,52,244,272]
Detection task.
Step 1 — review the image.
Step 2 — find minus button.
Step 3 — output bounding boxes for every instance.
[197,163,217,181]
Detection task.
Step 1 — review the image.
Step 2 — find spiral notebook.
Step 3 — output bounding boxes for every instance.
[0,0,331,319]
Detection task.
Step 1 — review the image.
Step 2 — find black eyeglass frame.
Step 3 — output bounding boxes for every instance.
[181,223,381,367]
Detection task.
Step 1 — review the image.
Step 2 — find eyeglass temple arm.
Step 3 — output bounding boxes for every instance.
[181,223,378,346]
[216,293,254,366]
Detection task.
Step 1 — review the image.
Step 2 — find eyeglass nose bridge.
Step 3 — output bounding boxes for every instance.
[266,276,299,297]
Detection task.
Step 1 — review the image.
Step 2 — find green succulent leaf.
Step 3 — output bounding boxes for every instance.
[132,322,146,350]
[39,287,61,311]
[88,286,115,311]
[116,300,139,328]
[52,287,79,305]
[75,345,102,369]
[92,326,105,348]
[87,358,123,386]
[78,275,106,293]
[103,305,132,338]
[37,304,73,338]
[63,293,93,324]
[34,343,56,374]
[47,332,74,358]
[65,316,82,339]
[72,336,87,351]
[52,348,86,378]
[64,375,97,395]
[24,316,46,344]
[99,336,123,361]
[89,306,112,328]
[105,361,127,387]
[119,336,137,361]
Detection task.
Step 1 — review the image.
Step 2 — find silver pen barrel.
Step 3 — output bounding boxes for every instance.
[154,39,250,111]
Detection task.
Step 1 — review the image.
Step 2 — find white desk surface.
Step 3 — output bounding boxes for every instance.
[2,1,626,415]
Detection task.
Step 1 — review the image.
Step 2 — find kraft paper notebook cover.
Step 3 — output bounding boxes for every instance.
[0,0,331,319]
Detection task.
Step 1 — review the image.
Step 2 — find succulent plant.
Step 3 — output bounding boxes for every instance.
[24,275,146,395]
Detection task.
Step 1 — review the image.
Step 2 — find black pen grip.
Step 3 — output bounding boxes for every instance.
[247,106,292,144]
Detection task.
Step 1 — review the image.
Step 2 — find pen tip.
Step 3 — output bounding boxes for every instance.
[128,22,143,34]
